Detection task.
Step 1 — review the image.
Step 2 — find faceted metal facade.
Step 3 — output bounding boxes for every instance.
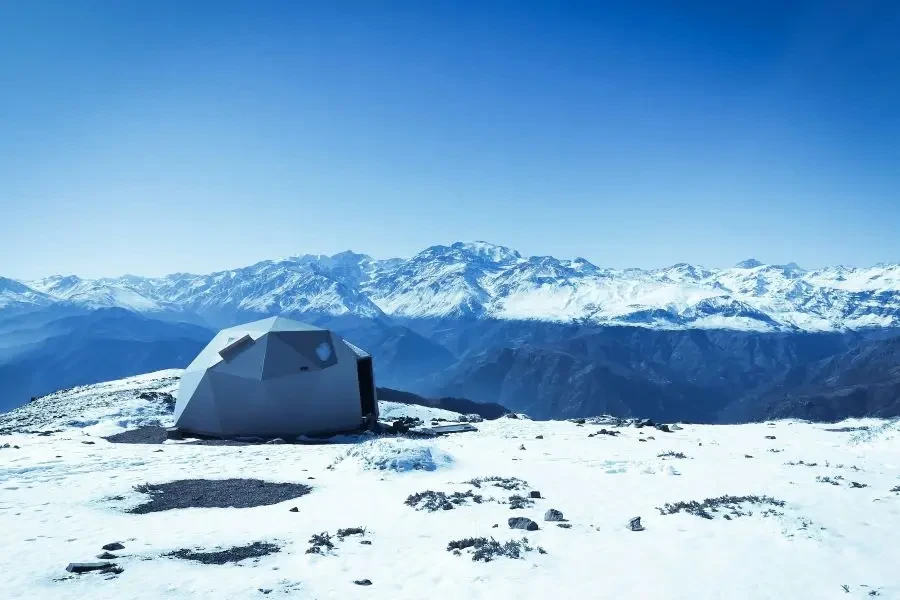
[174,316,377,437]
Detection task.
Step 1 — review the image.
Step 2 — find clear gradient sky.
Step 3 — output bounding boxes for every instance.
[1,1,898,279]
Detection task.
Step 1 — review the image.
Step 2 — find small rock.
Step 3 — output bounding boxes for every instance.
[359,540,372,545]
[102,542,125,551]
[508,517,539,531]
[765,435,776,440]
[670,424,683,431]
[354,579,372,586]
[1,443,10,449]
[557,523,572,529]
[266,438,286,445]
[655,424,671,433]
[504,413,519,419]
[441,502,454,510]
[65,562,115,574]
[81,440,95,445]
[573,418,586,425]
[544,509,565,522]
[289,507,299,513]
[535,435,544,439]
[628,517,645,532]
[745,454,754,458]
[96,552,118,560]
[258,589,273,595]
[519,444,526,451]
[492,524,498,528]
[529,490,541,499]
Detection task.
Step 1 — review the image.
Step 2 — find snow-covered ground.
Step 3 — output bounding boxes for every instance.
[2,371,899,599]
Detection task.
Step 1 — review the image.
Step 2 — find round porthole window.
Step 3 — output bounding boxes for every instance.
[315,342,332,362]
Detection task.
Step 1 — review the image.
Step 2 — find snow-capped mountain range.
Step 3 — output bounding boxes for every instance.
[9,241,900,332]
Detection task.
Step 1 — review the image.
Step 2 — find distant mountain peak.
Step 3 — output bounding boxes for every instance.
[448,241,522,263]
[735,258,764,269]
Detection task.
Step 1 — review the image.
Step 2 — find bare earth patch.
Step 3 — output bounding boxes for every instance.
[127,479,312,513]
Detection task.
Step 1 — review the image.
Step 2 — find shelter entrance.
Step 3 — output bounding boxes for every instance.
[356,357,376,417]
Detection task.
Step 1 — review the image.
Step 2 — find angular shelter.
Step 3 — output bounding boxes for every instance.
[174,316,378,437]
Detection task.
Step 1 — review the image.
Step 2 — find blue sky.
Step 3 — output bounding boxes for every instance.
[1,1,898,279]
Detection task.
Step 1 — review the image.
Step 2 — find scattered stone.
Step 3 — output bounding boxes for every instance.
[638,439,647,443]
[535,435,544,439]
[65,562,117,574]
[519,444,526,450]
[492,524,498,528]
[595,428,619,437]
[628,517,645,531]
[655,424,672,433]
[354,579,372,586]
[259,589,273,595]
[96,552,118,560]
[266,438,286,445]
[81,440,96,445]
[849,481,868,489]
[167,542,280,564]
[529,490,541,499]
[670,424,683,431]
[458,414,483,423]
[745,454,754,458]
[765,435,777,440]
[544,509,565,522]
[503,413,519,420]
[128,479,312,513]
[289,507,299,513]
[573,418,586,425]
[359,540,372,545]
[508,517,539,531]
[557,523,572,529]
[824,426,869,433]
[890,485,900,493]
[102,542,125,551]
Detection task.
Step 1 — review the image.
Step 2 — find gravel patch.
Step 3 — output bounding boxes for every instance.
[165,542,280,565]
[127,479,312,513]
[104,426,169,444]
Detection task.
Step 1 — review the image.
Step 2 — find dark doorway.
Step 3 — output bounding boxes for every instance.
[356,357,376,417]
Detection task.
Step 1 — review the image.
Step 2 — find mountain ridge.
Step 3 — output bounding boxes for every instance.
[10,241,900,332]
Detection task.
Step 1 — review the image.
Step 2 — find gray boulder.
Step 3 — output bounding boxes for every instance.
[544,509,565,522]
[508,517,539,531]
